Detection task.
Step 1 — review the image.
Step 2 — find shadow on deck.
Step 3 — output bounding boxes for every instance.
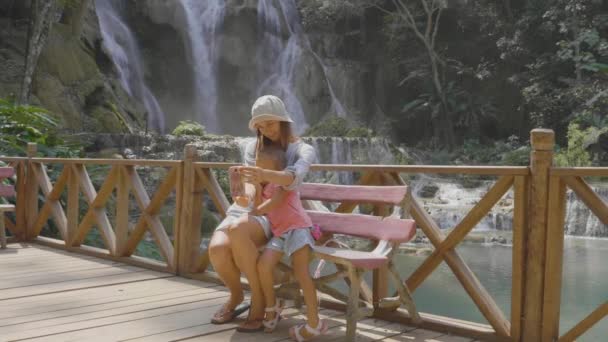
[0,243,475,342]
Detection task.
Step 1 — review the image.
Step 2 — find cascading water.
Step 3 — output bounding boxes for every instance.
[180,0,225,133]
[95,0,165,133]
[564,186,608,237]
[256,0,348,134]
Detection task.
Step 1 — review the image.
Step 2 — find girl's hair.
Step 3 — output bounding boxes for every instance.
[256,145,287,170]
[256,121,294,156]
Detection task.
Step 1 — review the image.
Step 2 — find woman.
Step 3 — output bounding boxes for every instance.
[208,95,317,332]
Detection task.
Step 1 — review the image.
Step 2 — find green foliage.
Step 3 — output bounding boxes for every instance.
[503,0,607,136]
[0,98,80,157]
[172,120,206,137]
[304,117,375,137]
[501,147,531,166]
[134,240,163,261]
[555,122,600,167]
[305,117,349,136]
[345,127,374,138]
[213,169,231,201]
[201,207,219,236]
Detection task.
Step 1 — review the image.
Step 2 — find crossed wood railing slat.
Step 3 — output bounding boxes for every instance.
[25,162,179,271]
[124,165,176,267]
[406,175,514,291]
[70,164,117,253]
[2,160,26,239]
[542,174,608,342]
[390,172,511,337]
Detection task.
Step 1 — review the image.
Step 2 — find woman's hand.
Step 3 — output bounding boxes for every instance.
[239,166,265,184]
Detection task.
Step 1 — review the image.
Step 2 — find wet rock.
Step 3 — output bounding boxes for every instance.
[418,183,439,198]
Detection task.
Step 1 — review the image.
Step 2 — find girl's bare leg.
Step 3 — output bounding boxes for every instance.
[257,248,284,321]
[292,246,320,334]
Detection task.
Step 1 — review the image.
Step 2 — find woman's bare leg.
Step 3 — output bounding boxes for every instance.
[208,230,243,310]
[228,214,268,325]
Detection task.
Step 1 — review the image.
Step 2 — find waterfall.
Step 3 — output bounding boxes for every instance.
[95,0,166,133]
[415,180,608,237]
[180,0,225,133]
[256,0,348,133]
[564,186,608,237]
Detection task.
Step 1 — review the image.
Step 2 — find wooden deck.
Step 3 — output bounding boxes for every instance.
[0,243,476,342]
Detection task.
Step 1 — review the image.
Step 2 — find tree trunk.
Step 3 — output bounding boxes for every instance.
[19,0,60,105]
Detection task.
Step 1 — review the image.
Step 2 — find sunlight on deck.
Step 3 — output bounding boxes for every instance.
[0,243,475,341]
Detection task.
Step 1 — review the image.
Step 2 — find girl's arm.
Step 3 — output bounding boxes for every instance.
[252,187,289,216]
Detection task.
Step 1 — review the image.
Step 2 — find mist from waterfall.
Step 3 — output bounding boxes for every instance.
[180,0,225,133]
[256,0,348,134]
[95,0,166,133]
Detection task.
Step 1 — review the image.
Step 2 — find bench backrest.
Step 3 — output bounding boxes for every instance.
[300,183,415,243]
[0,167,15,197]
[300,183,409,205]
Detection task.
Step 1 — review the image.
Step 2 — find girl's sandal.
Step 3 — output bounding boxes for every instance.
[289,320,329,341]
[262,299,284,333]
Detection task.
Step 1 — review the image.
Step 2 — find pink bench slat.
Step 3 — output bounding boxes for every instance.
[0,167,14,178]
[0,184,14,197]
[312,246,388,270]
[300,183,409,205]
[307,210,416,243]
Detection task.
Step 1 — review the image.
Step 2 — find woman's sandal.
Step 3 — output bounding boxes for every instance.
[236,317,265,333]
[262,299,284,333]
[210,302,250,324]
[289,320,329,341]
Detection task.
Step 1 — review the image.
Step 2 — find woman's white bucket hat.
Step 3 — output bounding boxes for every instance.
[248,95,294,132]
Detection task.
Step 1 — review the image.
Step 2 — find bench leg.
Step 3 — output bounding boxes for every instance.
[0,215,6,249]
[346,266,362,341]
[388,262,421,323]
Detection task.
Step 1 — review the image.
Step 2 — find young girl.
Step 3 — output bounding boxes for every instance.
[245,145,328,341]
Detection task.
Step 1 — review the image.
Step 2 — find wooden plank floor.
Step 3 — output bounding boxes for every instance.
[0,243,474,342]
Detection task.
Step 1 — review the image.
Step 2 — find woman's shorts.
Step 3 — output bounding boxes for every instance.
[214,204,272,239]
[266,228,315,257]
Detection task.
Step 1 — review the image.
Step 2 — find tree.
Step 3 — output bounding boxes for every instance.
[19,0,61,104]
[377,0,456,147]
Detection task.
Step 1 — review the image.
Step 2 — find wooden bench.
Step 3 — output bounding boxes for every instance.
[277,183,421,340]
[0,166,15,249]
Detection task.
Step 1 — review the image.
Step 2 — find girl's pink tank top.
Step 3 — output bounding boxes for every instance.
[262,183,312,237]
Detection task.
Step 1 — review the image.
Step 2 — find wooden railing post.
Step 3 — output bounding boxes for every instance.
[522,129,554,341]
[176,144,200,275]
[66,165,79,246]
[25,143,38,240]
[15,160,27,241]
[541,172,567,342]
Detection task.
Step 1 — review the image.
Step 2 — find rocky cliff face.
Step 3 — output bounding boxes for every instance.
[0,0,146,133]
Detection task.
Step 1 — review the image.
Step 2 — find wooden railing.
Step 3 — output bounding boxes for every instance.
[0,129,605,341]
